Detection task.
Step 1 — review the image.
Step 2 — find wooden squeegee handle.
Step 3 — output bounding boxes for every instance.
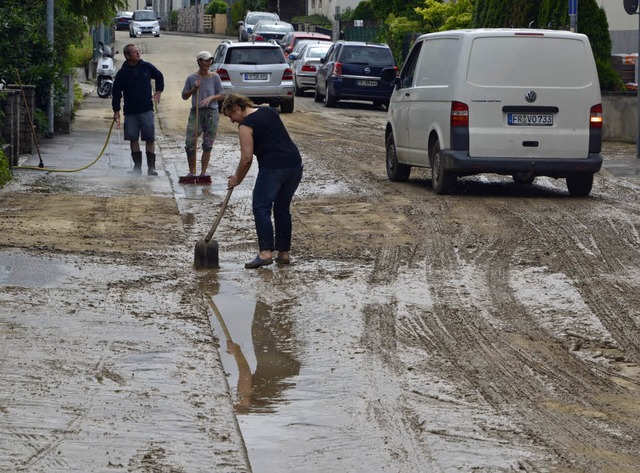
[205,188,233,242]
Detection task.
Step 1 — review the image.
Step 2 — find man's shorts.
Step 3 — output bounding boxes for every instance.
[185,108,219,153]
[123,110,155,142]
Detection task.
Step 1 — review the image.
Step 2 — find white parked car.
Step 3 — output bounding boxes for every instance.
[129,10,160,38]
[382,29,603,196]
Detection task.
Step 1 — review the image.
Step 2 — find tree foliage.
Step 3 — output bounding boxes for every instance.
[0,0,95,125]
[384,0,474,66]
[473,0,622,90]
[415,0,474,32]
[369,0,426,22]
[350,1,377,21]
[67,0,127,25]
[472,0,541,27]
[205,0,229,15]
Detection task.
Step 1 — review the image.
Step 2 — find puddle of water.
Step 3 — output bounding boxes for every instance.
[0,250,78,288]
[201,280,301,415]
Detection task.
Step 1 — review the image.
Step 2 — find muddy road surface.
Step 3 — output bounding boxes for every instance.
[3,32,640,472]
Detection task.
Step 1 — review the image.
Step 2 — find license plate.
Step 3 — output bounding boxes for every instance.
[244,73,268,80]
[508,113,553,126]
[357,80,378,87]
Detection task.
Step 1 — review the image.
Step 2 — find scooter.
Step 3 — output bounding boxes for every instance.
[96,41,116,98]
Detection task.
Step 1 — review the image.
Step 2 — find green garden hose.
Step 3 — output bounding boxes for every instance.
[15,119,116,173]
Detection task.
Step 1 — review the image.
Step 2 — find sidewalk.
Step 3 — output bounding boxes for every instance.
[0,92,251,471]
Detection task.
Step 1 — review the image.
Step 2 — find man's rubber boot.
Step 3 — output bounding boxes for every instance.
[147,152,158,176]
[128,151,142,174]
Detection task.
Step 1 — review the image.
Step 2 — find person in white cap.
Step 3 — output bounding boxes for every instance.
[181,50,225,179]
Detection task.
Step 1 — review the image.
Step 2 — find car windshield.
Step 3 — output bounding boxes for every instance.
[307,47,331,59]
[293,37,330,48]
[342,46,393,66]
[135,11,156,21]
[248,13,277,23]
[228,47,285,65]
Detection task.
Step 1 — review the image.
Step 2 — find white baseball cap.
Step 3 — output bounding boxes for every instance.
[197,51,213,61]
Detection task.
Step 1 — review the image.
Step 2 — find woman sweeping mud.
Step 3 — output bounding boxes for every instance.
[222,94,303,269]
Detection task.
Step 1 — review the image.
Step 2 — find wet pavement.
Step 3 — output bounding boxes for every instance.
[0,92,252,471]
[3,69,640,472]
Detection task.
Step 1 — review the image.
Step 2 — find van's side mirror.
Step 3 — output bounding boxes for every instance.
[288,53,297,61]
[237,21,244,26]
[381,67,399,85]
[320,56,326,63]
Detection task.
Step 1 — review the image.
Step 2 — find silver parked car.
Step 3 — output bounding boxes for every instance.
[238,11,279,42]
[289,43,333,96]
[249,20,294,43]
[129,10,160,38]
[286,39,332,65]
[210,40,295,113]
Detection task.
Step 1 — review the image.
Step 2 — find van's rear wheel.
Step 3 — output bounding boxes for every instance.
[386,134,410,181]
[566,174,594,197]
[431,140,455,194]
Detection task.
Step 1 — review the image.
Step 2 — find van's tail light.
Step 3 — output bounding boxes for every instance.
[282,68,293,81]
[590,103,603,129]
[331,62,343,78]
[451,101,469,127]
[301,63,316,72]
[217,68,230,81]
[254,35,264,41]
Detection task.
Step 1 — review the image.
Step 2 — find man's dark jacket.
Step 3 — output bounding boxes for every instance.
[112,59,164,115]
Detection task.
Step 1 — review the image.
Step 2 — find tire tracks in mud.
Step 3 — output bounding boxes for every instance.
[372,190,640,471]
[214,100,640,470]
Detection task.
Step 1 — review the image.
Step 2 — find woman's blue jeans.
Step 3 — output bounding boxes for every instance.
[252,164,303,252]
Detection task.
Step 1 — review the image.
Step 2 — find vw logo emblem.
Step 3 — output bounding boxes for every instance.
[364,67,371,74]
[525,90,537,103]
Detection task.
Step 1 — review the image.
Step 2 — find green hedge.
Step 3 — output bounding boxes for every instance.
[0,148,12,188]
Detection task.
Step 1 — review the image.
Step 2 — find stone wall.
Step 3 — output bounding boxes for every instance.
[602,92,638,143]
[178,6,228,35]
[177,5,207,34]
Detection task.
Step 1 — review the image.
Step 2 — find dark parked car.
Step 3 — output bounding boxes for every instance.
[114,11,133,31]
[315,41,397,109]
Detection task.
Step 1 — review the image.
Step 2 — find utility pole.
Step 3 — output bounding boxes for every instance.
[47,0,54,136]
[624,0,640,158]
[568,0,578,33]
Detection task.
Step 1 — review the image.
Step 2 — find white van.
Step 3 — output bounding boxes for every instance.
[382,29,603,196]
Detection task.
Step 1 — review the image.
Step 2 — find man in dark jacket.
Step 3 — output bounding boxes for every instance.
[112,44,164,175]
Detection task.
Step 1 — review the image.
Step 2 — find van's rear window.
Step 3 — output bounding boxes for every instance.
[467,36,594,88]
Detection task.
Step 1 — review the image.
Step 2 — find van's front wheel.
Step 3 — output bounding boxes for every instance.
[430,140,455,194]
[566,174,594,197]
[386,134,410,181]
